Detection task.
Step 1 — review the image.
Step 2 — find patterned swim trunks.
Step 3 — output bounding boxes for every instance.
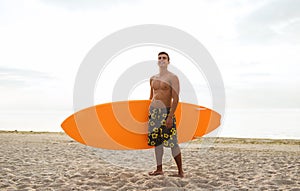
[147,107,178,148]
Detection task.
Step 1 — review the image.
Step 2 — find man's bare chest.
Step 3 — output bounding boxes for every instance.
[152,78,171,90]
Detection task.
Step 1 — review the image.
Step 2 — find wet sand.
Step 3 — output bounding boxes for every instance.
[0,131,299,190]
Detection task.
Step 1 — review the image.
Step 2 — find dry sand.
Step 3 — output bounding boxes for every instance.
[0,131,299,190]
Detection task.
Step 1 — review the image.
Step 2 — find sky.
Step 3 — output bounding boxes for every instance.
[0,0,300,134]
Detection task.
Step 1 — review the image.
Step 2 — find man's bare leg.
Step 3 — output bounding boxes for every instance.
[171,145,184,177]
[149,144,164,175]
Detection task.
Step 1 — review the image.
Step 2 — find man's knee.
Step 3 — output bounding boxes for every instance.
[171,145,181,157]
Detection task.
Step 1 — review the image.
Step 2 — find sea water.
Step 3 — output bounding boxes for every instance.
[214,108,300,139]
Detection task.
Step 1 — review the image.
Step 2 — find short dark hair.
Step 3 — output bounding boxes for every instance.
[158,52,170,61]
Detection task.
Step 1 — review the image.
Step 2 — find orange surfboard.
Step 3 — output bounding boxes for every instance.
[61,100,221,150]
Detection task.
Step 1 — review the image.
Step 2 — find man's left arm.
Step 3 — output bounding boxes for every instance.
[166,75,180,128]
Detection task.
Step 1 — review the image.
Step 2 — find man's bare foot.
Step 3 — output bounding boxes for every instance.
[148,170,164,176]
[169,172,184,178]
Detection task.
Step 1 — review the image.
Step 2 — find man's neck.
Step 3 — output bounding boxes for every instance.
[159,68,168,76]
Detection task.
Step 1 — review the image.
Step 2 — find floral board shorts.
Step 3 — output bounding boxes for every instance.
[147,107,178,148]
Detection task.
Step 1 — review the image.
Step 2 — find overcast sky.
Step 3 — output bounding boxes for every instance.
[1,0,300,113]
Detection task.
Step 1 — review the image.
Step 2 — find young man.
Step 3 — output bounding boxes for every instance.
[148,52,184,177]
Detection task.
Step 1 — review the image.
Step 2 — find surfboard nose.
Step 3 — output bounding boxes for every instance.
[61,115,85,145]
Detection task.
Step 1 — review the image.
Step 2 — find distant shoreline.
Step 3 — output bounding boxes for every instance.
[0,130,64,135]
[1,130,299,145]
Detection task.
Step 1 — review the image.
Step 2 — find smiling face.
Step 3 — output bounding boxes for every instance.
[157,52,170,67]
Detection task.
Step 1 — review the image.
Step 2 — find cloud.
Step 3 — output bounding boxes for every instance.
[0,0,25,25]
[237,0,300,44]
[0,67,72,111]
[39,0,141,11]
[0,67,53,88]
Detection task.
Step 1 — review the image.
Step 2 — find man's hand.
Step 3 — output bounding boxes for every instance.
[166,116,173,128]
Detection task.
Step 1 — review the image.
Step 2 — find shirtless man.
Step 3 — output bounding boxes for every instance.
[148,52,184,178]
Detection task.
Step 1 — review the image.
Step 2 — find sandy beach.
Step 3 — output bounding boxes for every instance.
[0,131,299,190]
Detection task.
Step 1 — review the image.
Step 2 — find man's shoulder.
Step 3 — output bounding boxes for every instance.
[150,75,158,80]
[168,72,178,79]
